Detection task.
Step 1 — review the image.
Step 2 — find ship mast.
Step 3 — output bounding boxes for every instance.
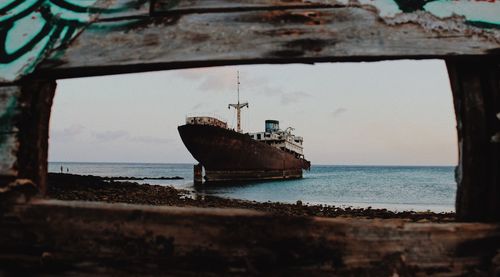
[228,71,248,132]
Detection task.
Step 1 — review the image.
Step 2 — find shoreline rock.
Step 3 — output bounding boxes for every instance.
[102,176,184,181]
[46,173,455,222]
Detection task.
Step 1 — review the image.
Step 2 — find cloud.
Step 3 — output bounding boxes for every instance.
[51,124,85,140]
[280,91,311,105]
[176,68,236,93]
[191,103,203,110]
[92,130,171,144]
[199,74,235,92]
[129,135,172,144]
[177,68,283,97]
[331,108,347,118]
[177,68,312,106]
[92,130,129,142]
[241,73,312,105]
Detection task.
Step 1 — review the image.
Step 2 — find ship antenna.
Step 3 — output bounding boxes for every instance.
[228,71,249,132]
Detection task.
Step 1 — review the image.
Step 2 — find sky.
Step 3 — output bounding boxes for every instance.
[49,59,458,166]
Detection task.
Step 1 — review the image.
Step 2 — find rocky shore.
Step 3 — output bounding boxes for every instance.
[47,173,455,222]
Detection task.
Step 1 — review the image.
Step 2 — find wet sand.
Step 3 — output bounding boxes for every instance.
[47,173,455,222]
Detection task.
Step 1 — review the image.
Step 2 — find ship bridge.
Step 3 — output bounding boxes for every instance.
[249,120,304,158]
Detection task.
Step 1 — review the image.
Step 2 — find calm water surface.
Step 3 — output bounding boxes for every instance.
[49,162,456,212]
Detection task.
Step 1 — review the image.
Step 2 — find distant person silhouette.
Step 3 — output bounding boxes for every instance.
[60,165,63,173]
[66,168,69,173]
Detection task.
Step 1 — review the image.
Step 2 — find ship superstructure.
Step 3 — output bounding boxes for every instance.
[184,117,305,160]
[249,120,305,159]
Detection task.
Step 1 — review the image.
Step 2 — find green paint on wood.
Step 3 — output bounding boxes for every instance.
[424,1,500,27]
[0,0,153,82]
[377,0,500,27]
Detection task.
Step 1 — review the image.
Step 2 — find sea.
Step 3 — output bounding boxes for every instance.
[48,162,456,213]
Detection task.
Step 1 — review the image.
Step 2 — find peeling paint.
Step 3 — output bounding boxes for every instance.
[424,1,500,26]
[362,0,500,28]
[359,0,500,42]
[359,0,402,17]
[384,11,500,42]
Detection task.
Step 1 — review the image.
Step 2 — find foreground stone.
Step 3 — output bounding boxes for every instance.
[47,173,455,222]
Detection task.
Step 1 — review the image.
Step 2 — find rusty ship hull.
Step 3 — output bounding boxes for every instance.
[178,124,310,183]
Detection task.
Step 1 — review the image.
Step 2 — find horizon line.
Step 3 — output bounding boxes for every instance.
[49,161,457,167]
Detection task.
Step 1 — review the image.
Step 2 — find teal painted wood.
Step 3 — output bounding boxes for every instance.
[0,0,98,82]
[0,0,152,83]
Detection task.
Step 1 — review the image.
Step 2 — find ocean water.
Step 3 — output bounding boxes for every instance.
[49,162,456,212]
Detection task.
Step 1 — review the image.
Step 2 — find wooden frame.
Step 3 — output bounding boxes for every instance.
[1,0,500,274]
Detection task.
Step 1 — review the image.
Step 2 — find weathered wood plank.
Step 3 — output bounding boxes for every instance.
[1,199,499,275]
[447,59,500,222]
[2,0,499,82]
[37,7,500,79]
[153,0,338,13]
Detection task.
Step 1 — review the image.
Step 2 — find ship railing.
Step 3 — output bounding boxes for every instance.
[185,112,228,123]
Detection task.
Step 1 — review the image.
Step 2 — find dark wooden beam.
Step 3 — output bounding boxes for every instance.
[1,199,500,275]
[16,80,56,195]
[0,80,55,196]
[447,59,500,222]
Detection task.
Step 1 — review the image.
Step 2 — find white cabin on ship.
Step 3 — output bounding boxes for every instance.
[249,120,304,159]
